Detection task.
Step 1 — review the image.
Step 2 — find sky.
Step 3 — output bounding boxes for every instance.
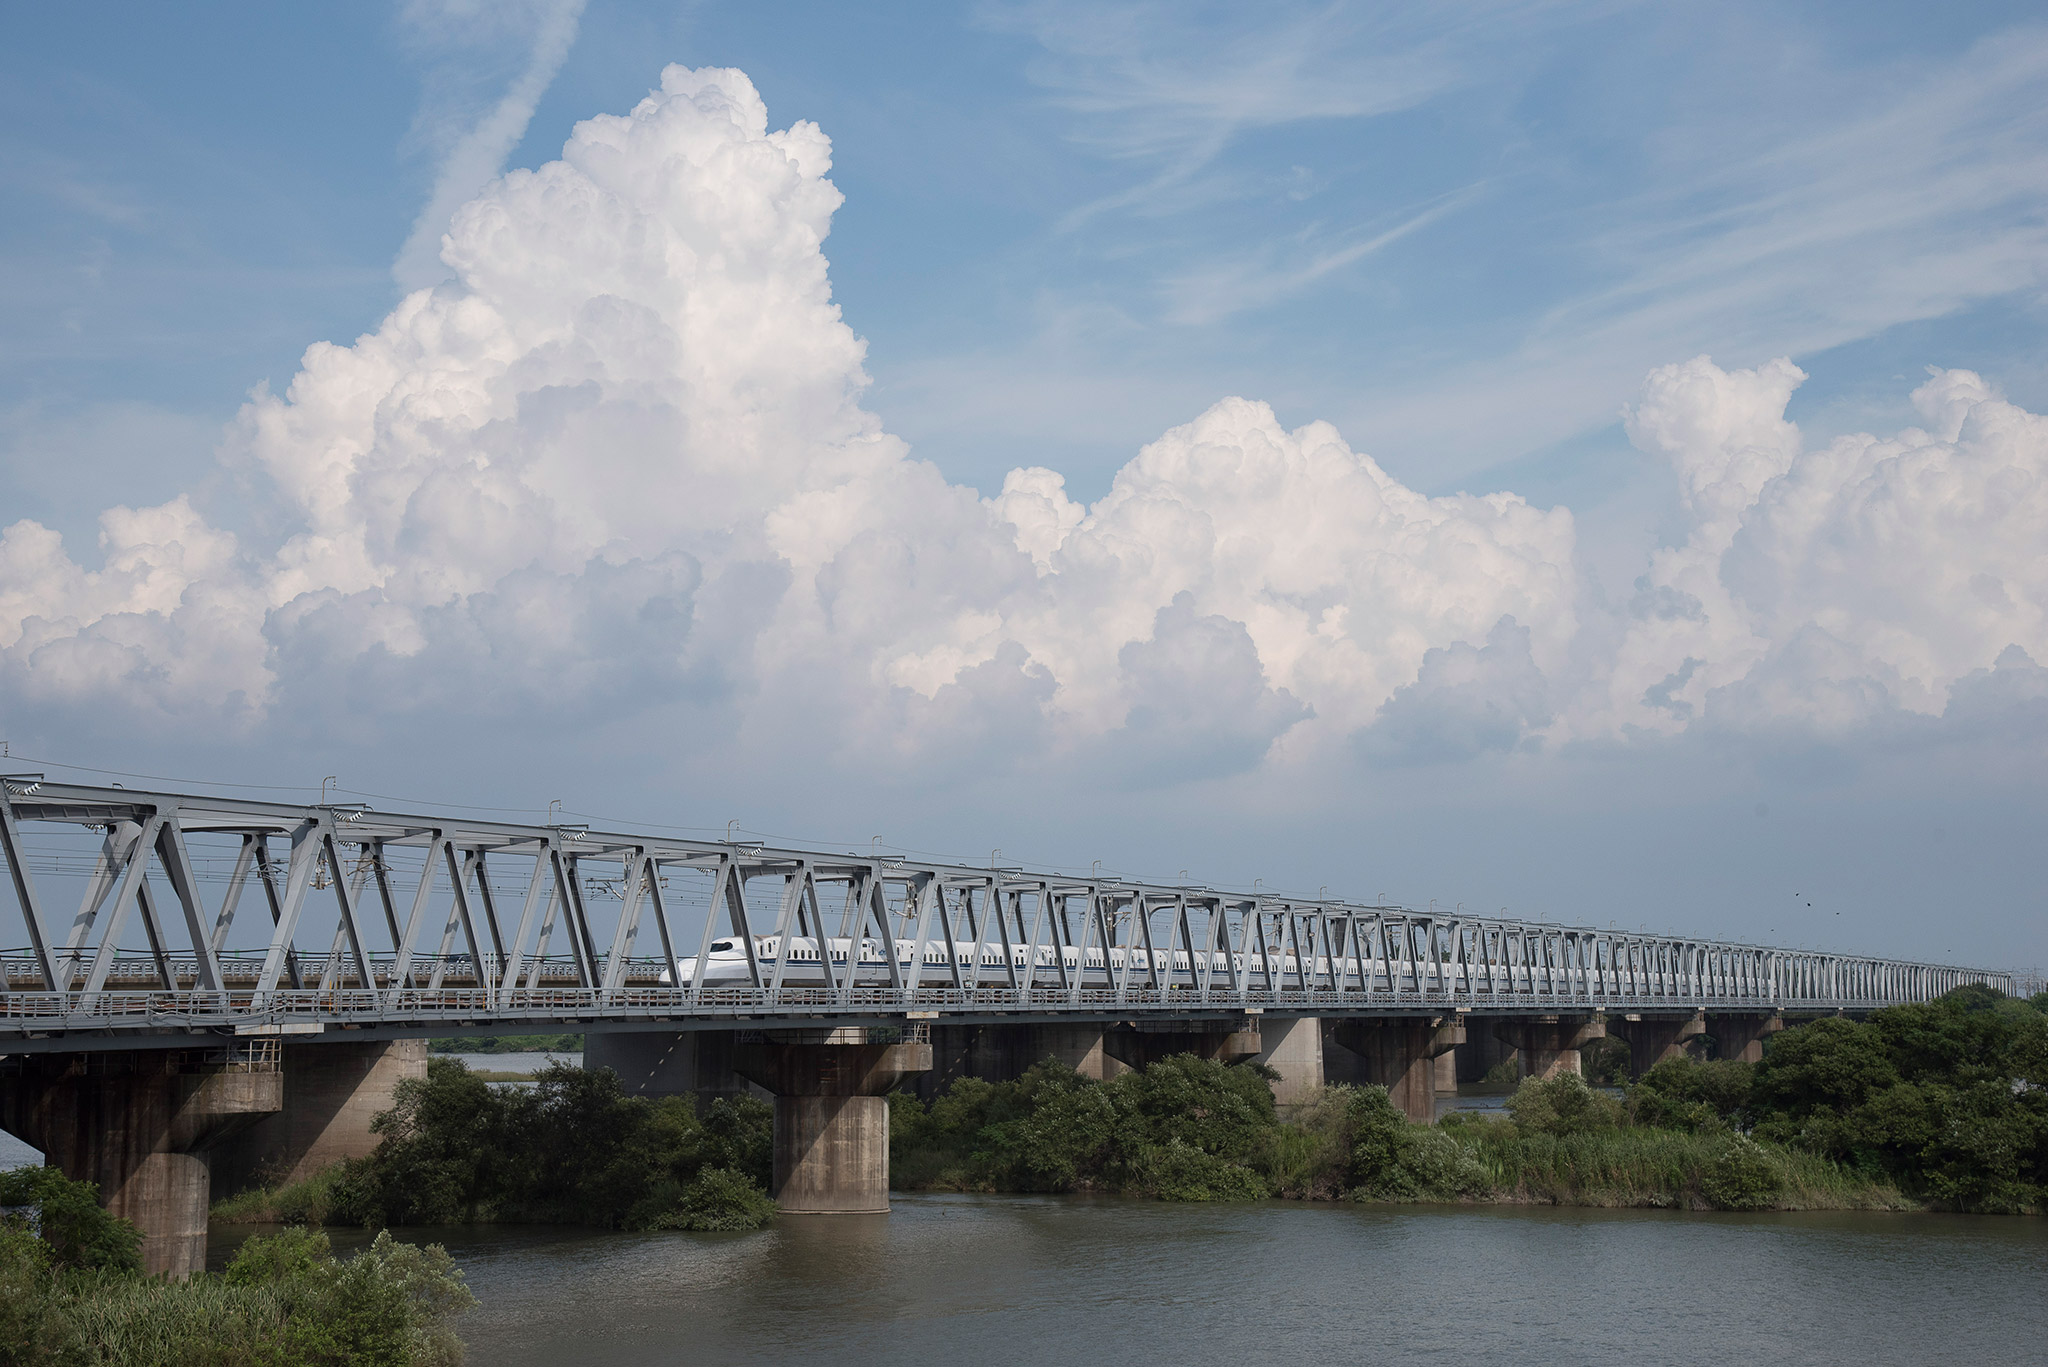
[0,1,2043,975]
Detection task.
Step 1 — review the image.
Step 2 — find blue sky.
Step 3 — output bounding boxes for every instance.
[2,2,2044,971]
[11,3,2047,519]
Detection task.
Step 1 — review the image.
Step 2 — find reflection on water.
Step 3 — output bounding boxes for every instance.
[214,1196,2048,1366]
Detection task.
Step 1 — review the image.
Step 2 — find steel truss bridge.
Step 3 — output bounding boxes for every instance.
[0,779,2009,1051]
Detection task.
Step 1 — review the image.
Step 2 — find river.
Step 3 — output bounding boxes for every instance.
[213,1196,2046,1365]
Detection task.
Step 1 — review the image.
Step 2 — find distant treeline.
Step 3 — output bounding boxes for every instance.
[426,1033,582,1055]
[890,985,2047,1213]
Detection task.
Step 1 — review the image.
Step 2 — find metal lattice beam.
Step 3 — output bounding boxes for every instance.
[0,777,2014,1049]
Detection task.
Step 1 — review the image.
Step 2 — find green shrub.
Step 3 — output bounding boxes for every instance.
[1347,1087,1487,1200]
[273,1231,475,1367]
[0,1223,67,1364]
[1506,1074,1624,1137]
[0,1167,141,1272]
[1699,1135,1785,1210]
[890,1054,1280,1200]
[310,1058,778,1232]
[1363,1127,1490,1202]
[212,1163,352,1227]
[1260,1087,1360,1200]
[0,1223,472,1366]
[650,1167,778,1232]
[1628,1056,1754,1133]
[1128,1140,1268,1201]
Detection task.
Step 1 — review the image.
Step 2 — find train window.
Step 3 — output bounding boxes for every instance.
[710,940,734,953]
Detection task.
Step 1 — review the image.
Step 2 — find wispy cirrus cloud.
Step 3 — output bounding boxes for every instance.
[981,0,1601,227]
[1334,22,2048,482]
[1161,183,1485,325]
[1544,25,2048,351]
[927,6,2048,495]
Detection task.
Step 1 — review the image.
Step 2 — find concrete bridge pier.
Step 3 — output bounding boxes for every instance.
[1253,1016,1324,1112]
[211,1039,427,1193]
[584,1030,753,1109]
[1608,1012,1706,1076]
[0,1050,282,1278]
[1326,1017,1464,1123]
[1491,1015,1606,1081]
[1433,1049,1458,1100]
[732,1028,932,1214]
[1707,1012,1784,1063]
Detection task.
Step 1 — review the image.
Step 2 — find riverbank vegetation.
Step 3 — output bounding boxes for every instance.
[216,1060,775,1233]
[2,1171,471,1366]
[886,1055,1892,1210]
[890,986,2045,1213]
[219,988,2041,1234]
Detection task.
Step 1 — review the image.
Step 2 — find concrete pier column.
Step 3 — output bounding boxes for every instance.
[1327,1017,1464,1123]
[1609,1012,1705,1076]
[1433,1049,1457,1099]
[211,1039,427,1193]
[1492,1015,1606,1081]
[584,1030,751,1107]
[1,1050,282,1277]
[1707,1012,1784,1064]
[732,1028,932,1214]
[1253,1017,1324,1112]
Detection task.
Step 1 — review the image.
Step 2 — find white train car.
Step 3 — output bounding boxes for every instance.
[664,936,1479,991]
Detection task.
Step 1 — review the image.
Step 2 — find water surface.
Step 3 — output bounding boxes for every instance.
[441,1050,580,1077]
[220,1196,2047,1366]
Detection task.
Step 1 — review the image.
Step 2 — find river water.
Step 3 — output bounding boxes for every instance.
[215,1196,2047,1366]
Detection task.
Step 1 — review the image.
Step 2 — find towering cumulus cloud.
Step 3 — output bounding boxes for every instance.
[0,67,2042,777]
[1603,358,2048,742]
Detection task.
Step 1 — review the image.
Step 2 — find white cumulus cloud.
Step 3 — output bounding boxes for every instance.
[0,66,2042,781]
[1596,357,2048,741]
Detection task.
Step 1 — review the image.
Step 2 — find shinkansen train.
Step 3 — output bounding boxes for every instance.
[664,934,1445,990]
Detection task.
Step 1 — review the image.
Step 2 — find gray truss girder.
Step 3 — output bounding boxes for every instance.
[0,779,2013,1042]
[79,815,163,1002]
[0,790,58,990]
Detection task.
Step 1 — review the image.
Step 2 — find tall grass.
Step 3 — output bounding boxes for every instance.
[211,1164,349,1225]
[40,1272,294,1366]
[1442,1117,1908,1210]
[2,1223,471,1367]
